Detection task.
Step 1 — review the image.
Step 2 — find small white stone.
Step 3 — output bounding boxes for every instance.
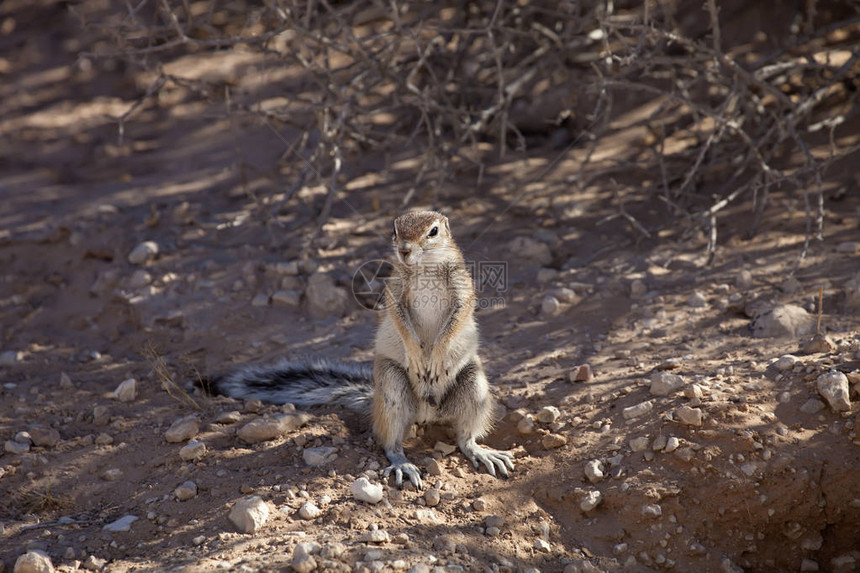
[298,501,321,520]
[302,446,338,466]
[517,414,536,435]
[174,480,198,501]
[359,529,391,544]
[687,291,707,307]
[534,538,551,552]
[664,437,680,453]
[424,488,441,507]
[584,459,604,484]
[773,355,799,372]
[0,350,22,365]
[629,437,650,452]
[350,477,383,504]
[536,406,561,424]
[14,550,55,573]
[229,496,269,533]
[103,514,138,532]
[164,415,200,443]
[113,378,137,402]
[650,371,684,396]
[816,370,851,412]
[5,440,30,454]
[128,241,159,265]
[541,296,562,317]
[580,490,602,512]
[676,406,704,426]
[179,440,206,462]
[642,503,662,518]
[251,293,270,307]
[237,413,309,444]
[622,400,653,420]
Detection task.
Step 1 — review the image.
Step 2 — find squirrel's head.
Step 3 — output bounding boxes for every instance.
[391,210,452,266]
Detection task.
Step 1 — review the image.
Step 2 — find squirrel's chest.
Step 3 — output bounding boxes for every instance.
[405,276,449,342]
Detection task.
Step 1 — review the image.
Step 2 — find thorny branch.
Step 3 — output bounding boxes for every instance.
[84,0,860,262]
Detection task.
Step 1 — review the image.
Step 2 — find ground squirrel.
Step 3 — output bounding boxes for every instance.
[208,211,514,488]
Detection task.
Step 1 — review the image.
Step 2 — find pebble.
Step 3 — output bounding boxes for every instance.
[484,515,504,529]
[298,501,321,520]
[816,371,851,412]
[0,350,22,366]
[360,529,391,544]
[244,398,263,413]
[216,411,242,424]
[542,433,567,449]
[584,459,604,483]
[424,488,441,507]
[508,236,553,266]
[541,296,562,318]
[735,269,753,290]
[127,269,151,288]
[802,334,835,354]
[687,291,707,307]
[94,433,113,446]
[229,496,269,533]
[652,434,667,451]
[629,437,650,452]
[302,446,338,466]
[751,304,815,338]
[292,554,317,573]
[101,468,123,481]
[536,406,561,423]
[773,355,800,372]
[251,294,270,307]
[350,477,383,504]
[103,514,138,532]
[426,458,442,476]
[564,559,603,573]
[683,384,703,400]
[321,542,347,559]
[59,372,74,389]
[82,555,106,571]
[664,437,680,453]
[534,538,551,552]
[472,498,487,511]
[800,398,825,414]
[801,559,820,572]
[271,290,301,307]
[580,490,602,512]
[650,371,684,396]
[93,405,110,426]
[179,440,206,462]
[128,241,159,265]
[408,565,431,573]
[5,440,29,454]
[622,400,653,420]
[676,406,703,426]
[14,550,55,573]
[164,415,200,443]
[237,413,309,444]
[434,441,457,456]
[113,378,137,402]
[630,279,647,299]
[641,503,662,518]
[306,272,350,318]
[836,241,860,253]
[174,480,198,501]
[28,425,60,448]
[572,363,594,382]
[192,535,206,546]
[517,414,536,435]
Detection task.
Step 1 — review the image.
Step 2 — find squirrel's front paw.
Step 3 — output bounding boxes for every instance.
[426,354,447,384]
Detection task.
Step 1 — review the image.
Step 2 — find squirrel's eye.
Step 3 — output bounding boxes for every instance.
[428,226,438,237]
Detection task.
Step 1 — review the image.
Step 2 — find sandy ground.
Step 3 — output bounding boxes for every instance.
[1,2,860,572]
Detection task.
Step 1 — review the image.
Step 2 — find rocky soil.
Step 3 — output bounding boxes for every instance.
[1,2,860,573]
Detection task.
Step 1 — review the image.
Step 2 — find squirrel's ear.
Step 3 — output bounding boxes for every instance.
[443,217,450,234]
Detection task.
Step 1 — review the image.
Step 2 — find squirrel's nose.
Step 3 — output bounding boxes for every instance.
[399,248,412,259]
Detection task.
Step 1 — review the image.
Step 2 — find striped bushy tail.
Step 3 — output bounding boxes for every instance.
[206,358,373,416]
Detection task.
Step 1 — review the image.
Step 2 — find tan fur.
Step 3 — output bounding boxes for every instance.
[372,211,514,488]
